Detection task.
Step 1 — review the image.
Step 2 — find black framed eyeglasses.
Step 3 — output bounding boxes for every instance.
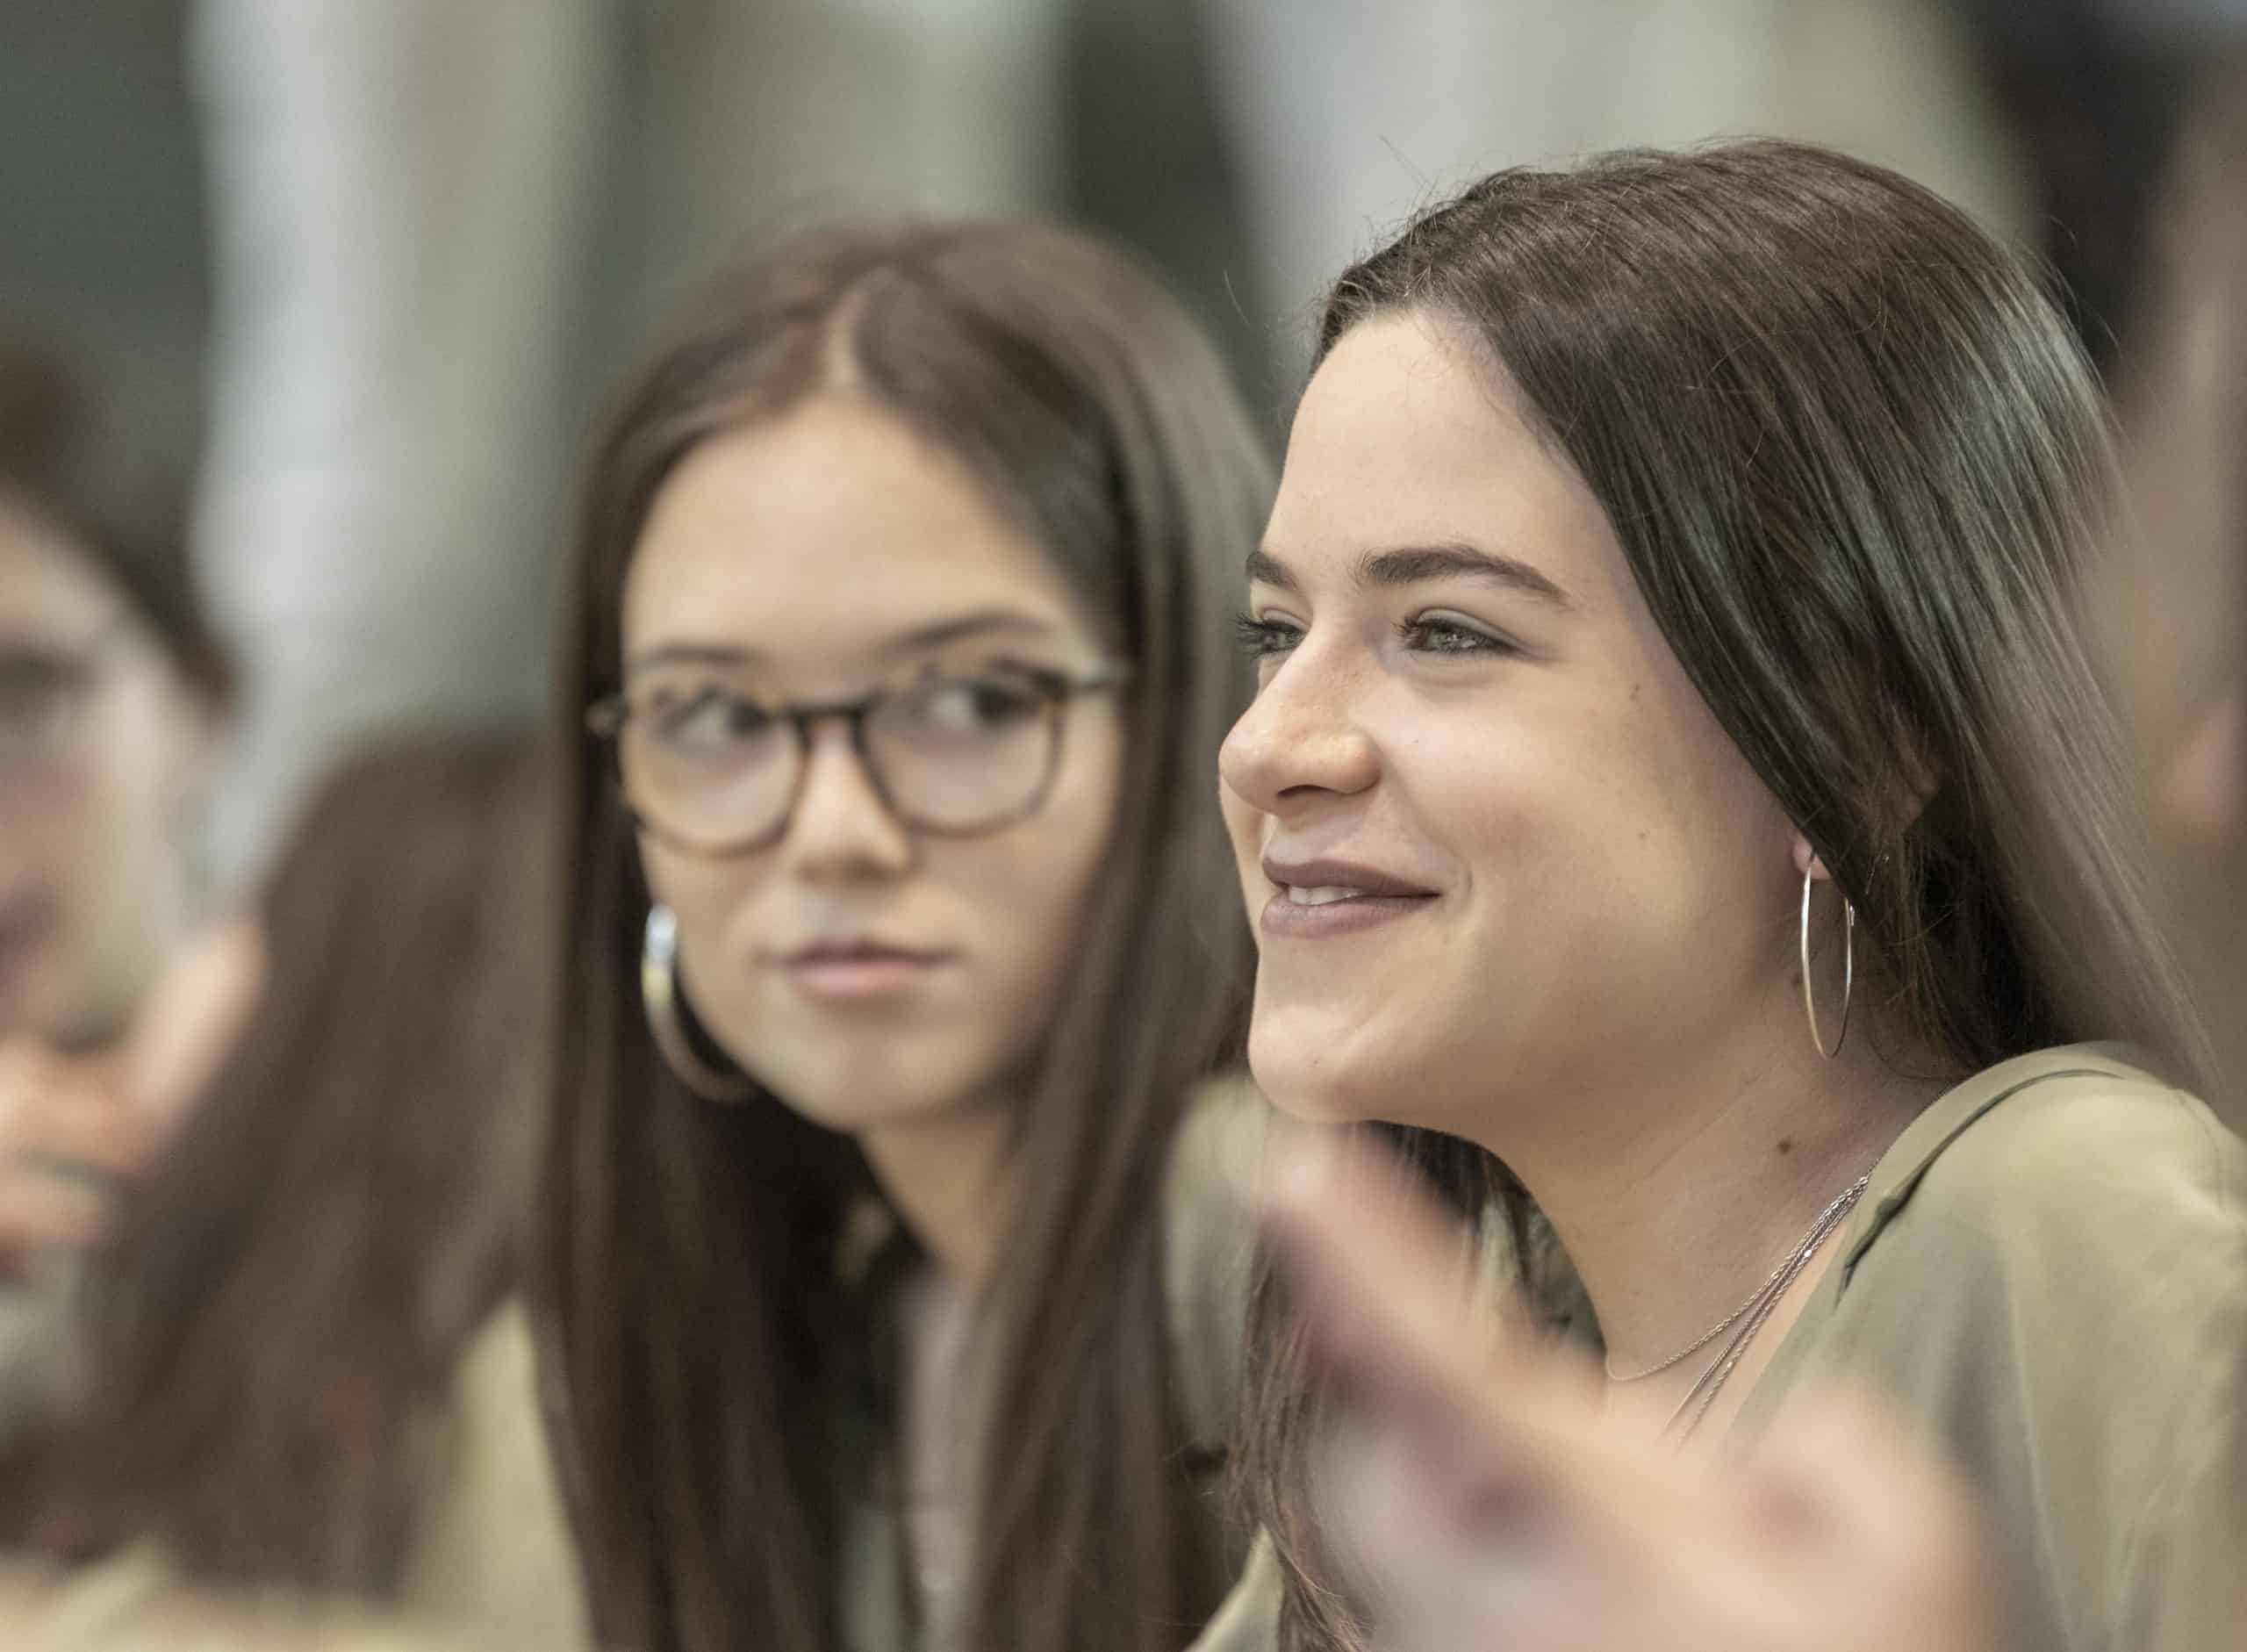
[586,661,1131,856]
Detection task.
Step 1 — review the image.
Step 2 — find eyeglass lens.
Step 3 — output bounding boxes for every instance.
[617,667,1060,848]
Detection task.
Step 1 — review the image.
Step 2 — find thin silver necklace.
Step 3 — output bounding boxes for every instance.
[1664,1173,1872,1442]
[1604,1175,1871,1384]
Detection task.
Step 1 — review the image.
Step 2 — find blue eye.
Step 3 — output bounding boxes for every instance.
[1233,614,1303,657]
[1397,615,1516,656]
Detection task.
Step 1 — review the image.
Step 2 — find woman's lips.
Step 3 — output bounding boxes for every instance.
[774,941,954,1003]
[1257,855,1439,940]
[1258,886,1437,940]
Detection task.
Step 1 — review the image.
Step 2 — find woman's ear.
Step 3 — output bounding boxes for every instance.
[1791,837,1830,882]
[1896,751,1940,830]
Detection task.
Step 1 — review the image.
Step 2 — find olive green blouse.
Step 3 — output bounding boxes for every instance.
[1200,1044,2247,1652]
[1736,1043,2247,1652]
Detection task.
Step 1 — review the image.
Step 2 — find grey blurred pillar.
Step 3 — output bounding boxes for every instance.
[190,0,614,890]
[601,0,1071,363]
[190,0,1073,892]
[1205,0,2035,387]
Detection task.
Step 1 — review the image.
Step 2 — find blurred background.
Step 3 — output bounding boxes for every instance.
[3,0,2243,897]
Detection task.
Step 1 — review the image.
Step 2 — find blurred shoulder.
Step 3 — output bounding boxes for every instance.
[392,1302,588,1648]
[0,1251,85,1454]
[0,1552,491,1652]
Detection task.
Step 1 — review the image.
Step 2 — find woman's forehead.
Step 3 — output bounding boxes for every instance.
[621,412,1102,662]
[1272,317,1626,614]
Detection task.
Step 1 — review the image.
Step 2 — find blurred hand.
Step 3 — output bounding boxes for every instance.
[0,1041,149,1278]
[1248,1130,1994,1652]
[0,913,262,1280]
[119,911,264,1136]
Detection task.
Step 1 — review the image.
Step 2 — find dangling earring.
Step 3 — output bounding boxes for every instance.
[1799,864,1855,1059]
[642,905,753,1103]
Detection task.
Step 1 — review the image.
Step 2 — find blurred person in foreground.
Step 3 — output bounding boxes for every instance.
[1200,137,2247,1652]
[2094,61,2247,1103]
[0,735,584,1649]
[538,218,1271,1652]
[0,344,252,1449]
[0,346,240,1271]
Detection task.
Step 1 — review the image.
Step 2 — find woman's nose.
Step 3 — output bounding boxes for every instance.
[1218,644,1382,819]
[775,721,915,883]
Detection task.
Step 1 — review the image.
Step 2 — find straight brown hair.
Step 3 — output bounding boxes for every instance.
[5,733,548,1587]
[538,221,1270,1652]
[1238,140,2215,1651]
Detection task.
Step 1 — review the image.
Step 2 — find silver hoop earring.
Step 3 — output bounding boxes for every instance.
[1799,866,1855,1059]
[643,905,753,1103]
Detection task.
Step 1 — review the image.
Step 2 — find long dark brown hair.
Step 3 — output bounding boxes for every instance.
[1239,140,2215,1651]
[4,732,549,1588]
[538,221,1269,1652]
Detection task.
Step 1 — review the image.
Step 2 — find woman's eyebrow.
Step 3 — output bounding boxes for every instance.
[1354,542,1574,610]
[623,641,755,672]
[1245,547,1300,593]
[889,608,1065,651]
[1247,542,1574,611]
[624,609,1064,673]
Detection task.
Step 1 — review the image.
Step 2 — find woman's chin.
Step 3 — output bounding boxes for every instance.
[1246,1031,1386,1128]
[747,1049,1005,1139]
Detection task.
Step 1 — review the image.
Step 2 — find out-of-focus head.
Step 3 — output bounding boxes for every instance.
[0,343,231,1051]
[2094,63,2247,1103]
[1219,141,2201,1136]
[11,730,552,1588]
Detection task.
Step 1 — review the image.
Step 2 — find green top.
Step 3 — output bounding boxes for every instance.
[1200,1045,2247,1652]
[1736,1043,2247,1652]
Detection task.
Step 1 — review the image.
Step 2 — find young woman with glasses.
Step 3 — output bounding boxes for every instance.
[540,220,1274,1652]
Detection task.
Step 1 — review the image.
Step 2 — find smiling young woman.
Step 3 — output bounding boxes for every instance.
[1218,142,2245,1652]
[541,221,1274,1652]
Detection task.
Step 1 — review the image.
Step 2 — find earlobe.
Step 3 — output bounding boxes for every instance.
[1900,753,1941,821]
[1791,836,1829,881]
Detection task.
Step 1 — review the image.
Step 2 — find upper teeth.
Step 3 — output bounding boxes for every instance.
[1288,886,1365,906]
